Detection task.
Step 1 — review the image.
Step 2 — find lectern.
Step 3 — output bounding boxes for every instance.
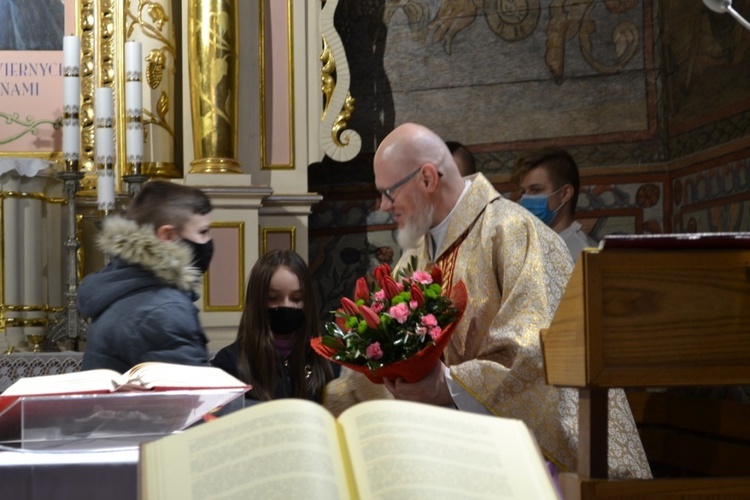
[541,234,750,499]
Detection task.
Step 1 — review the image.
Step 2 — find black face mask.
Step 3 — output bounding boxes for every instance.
[267,307,305,335]
[183,238,214,274]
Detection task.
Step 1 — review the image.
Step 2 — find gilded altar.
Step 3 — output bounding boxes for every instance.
[0,0,359,354]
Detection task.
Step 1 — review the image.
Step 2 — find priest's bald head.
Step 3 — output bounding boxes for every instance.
[374,123,466,249]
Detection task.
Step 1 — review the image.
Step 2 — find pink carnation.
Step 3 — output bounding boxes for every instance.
[389,302,410,324]
[412,270,433,285]
[421,314,438,328]
[409,299,418,310]
[366,342,383,360]
[370,301,384,313]
[373,289,386,301]
[428,326,442,340]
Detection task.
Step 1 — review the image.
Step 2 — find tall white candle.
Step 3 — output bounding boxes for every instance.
[95,127,116,210]
[63,75,80,110]
[63,36,80,75]
[95,126,114,160]
[95,87,114,123]
[63,121,80,162]
[63,36,81,170]
[125,41,142,78]
[97,169,116,211]
[125,80,142,114]
[95,86,116,209]
[127,126,144,165]
[125,80,144,167]
[125,42,144,176]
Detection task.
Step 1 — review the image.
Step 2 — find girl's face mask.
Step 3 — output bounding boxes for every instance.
[267,307,305,335]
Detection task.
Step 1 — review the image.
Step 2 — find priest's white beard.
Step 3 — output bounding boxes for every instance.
[397,200,435,250]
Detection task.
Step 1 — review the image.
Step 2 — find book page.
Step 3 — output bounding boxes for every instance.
[140,399,353,500]
[0,369,121,396]
[338,400,558,499]
[121,362,248,391]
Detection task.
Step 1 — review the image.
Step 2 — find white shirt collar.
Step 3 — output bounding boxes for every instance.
[428,178,471,261]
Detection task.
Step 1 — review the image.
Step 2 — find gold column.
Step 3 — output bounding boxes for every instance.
[187,0,241,173]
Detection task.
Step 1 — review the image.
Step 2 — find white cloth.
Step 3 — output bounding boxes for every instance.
[559,220,597,262]
[0,157,56,177]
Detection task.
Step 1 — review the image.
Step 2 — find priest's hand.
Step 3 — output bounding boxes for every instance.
[383,360,455,407]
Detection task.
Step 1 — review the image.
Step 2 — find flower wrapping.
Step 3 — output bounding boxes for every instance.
[311,258,467,384]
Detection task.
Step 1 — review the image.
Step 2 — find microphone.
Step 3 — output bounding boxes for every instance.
[702,0,750,31]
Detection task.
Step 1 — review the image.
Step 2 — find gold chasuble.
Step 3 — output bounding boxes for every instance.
[323,174,651,479]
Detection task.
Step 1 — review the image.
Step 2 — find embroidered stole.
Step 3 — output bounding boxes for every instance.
[434,207,486,295]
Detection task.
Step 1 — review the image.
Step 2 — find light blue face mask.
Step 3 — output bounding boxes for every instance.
[520,187,564,226]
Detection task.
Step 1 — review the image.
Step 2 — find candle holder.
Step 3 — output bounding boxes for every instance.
[45,166,89,351]
[45,35,88,351]
[123,169,149,197]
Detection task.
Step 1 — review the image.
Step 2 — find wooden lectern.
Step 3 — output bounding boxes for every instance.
[541,235,750,499]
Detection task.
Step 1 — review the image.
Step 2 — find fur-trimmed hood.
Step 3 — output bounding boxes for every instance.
[95,216,201,291]
[77,216,202,321]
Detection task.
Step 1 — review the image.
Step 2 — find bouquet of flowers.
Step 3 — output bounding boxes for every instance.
[311,256,467,384]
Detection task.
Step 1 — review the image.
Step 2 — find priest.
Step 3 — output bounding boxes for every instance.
[324,122,651,479]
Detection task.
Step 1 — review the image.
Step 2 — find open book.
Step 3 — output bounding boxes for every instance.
[0,362,250,398]
[139,399,559,499]
[0,363,251,442]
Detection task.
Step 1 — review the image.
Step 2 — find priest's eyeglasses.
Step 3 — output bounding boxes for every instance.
[378,167,421,203]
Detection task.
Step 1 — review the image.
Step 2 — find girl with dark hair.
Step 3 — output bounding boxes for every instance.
[212,250,335,403]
